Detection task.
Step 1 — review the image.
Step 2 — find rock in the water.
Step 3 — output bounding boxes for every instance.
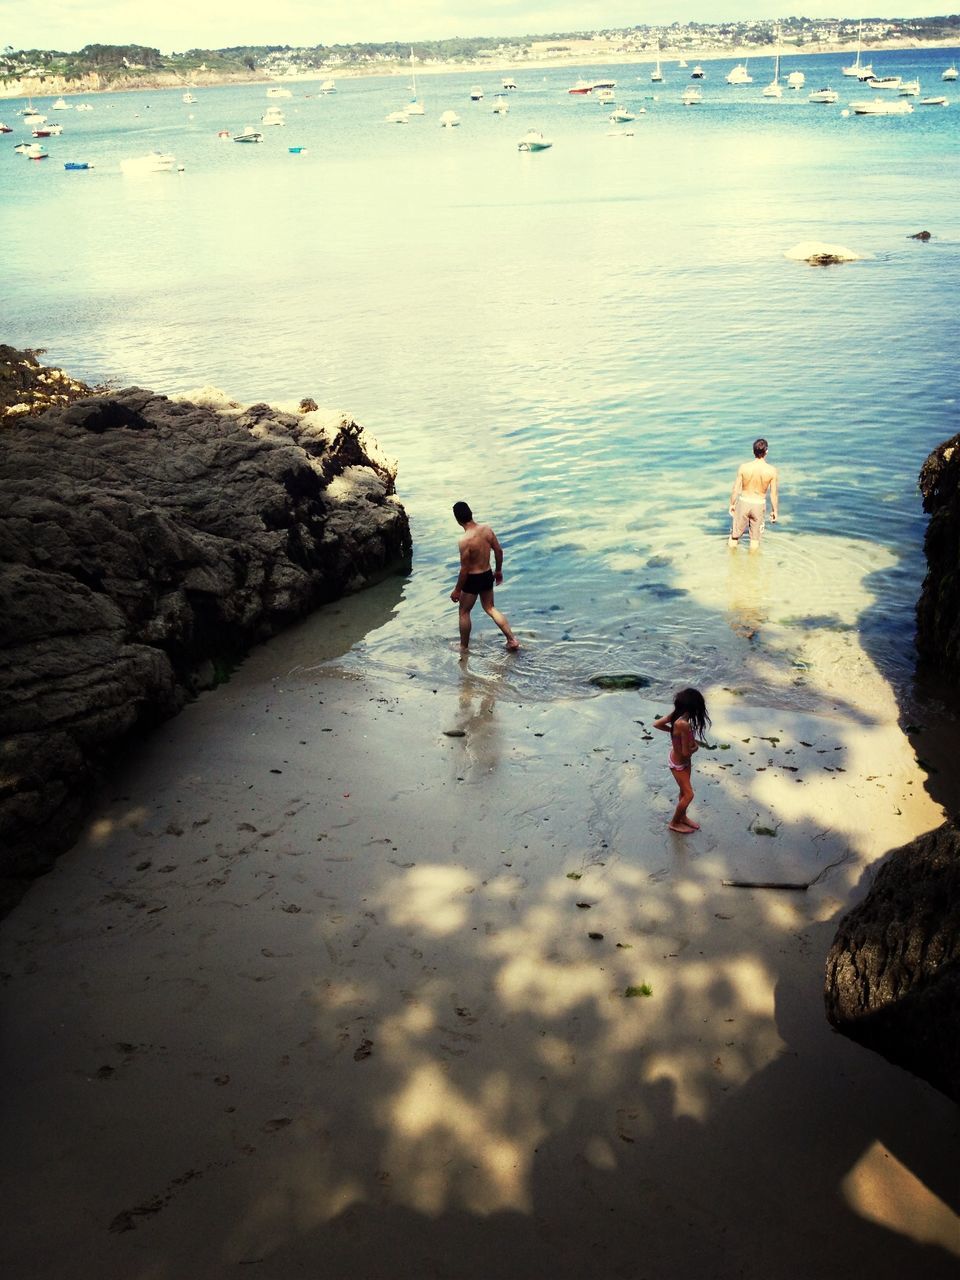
[824,822,960,1102]
[916,434,960,687]
[589,673,651,690]
[0,358,412,908]
[909,230,932,241]
[783,241,865,265]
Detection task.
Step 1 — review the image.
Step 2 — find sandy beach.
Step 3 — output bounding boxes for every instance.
[1,588,957,1279]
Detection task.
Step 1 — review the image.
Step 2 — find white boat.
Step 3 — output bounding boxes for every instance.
[690,65,704,78]
[942,65,959,81]
[120,151,176,173]
[919,95,949,106]
[726,63,752,85]
[13,141,33,153]
[385,110,409,124]
[678,59,688,68]
[850,98,913,115]
[32,123,63,135]
[568,78,593,95]
[261,106,285,126]
[596,87,615,104]
[868,76,903,91]
[856,65,875,81]
[592,79,616,89]
[22,141,48,159]
[74,103,93,111]
[266,86,292,98]
[439,110,460,127]
[518,129,552,152]
[609,105,636,122]
[808,87,839,104]
[651,40,663,83]
[681,86,703,105]
[843,22,865,77]
[470,86,483,101]
[502,76,517,90]
[897,79,920,96]
[787,70,805,90]
[51,97,72,110]
[762,31,783,98]
[407,49,425,115]
[492,96,509,114]
[320,79,336,93]
[182,92,197,104]
[233,126,263,142]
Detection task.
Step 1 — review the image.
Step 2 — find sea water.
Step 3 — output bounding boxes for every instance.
[2,48,958,714]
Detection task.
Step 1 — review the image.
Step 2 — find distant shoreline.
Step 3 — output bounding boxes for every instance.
[1,36,958,100]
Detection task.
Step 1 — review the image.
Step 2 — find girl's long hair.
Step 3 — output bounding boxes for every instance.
[672,687,710,741]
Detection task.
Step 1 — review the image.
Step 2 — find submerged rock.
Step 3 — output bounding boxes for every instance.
[783,241,865,265]
[589,673,652,690]
[0,360,412,907]
[909,230,932,241]
[824,822,960,1103]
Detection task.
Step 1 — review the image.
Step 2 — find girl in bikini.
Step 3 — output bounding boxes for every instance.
[653,688,711,834]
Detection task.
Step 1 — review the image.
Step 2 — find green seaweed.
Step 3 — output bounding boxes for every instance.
[625,984,653,998]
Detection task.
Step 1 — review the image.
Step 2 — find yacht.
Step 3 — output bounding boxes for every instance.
[320,79,336,93]
[385,110,409,123]
[261,106,285,126]
[568,79,593,94]
[439,110,461,127]
[941,64,958,81]
[843,22,865,77]
[182,92,197,104]
[681,86,703,105]
[762,32,783,99]
[919,94,949,105]
[518,129,552,152]
[856,65,875,81]
[266,86,292,98]
[22,141,48,159]
[502,76,517,90]
[492,96,509,114]
[32,123,63,136]
[470,86,483,101]
[850,97,913,115]
[787,70,805,90]
[120,151,177,173]
[651,41,663,83]
[678,59,688,68]
[596,87,615,104]
[0,121,11,133]
[609,105,636,122]
[233,126,264,142]
[74,103,93,111]
[51,97,72,110]
[808,87,839,104]
[868,75,903,90]
[898,79,920,97]
[690,65,705,79]
[725,63,752,85]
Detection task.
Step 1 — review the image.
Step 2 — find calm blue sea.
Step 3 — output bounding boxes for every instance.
[3,48,959,711]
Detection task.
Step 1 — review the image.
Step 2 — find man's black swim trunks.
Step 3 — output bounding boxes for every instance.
[463,569,495,595]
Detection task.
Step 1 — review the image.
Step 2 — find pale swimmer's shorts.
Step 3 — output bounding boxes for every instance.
[731,495,766,543]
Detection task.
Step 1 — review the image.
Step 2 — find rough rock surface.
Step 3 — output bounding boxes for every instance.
[0,375,411,906]
[824,823,960,1102]
[917,432,960,687]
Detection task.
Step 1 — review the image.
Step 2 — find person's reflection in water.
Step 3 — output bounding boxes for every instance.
[726,549,771,644]
[455,662,502,780]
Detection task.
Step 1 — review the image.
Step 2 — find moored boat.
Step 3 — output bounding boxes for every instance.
[320,79,336,93]
[120,151,177,173]
[725,63,752,85]
[918,95,949,106]
[64,160,93,169]
[867,75,903,90]
[261,106,286,126]
[233,127,263,142]
[440,110,461,127]
[690,65,705,79]
[470,86,483,101]
[33,124,63,136]
[787,69,805,89]
[898,79,920,97]
[182,92,197,104]
[22,142,48,159]
[808,87,839,104]
[610,105,636,122]
[52,97,72,110]
[568,79,593,95]
[518,129,552,152]
[266,86,292,98]
[492,96,509,114]
[942,64,958,81]
[681,86,703,105]
[0,122,12,133]
[385,110,409,124]
[850,97,913,115]
[502,76,517,90]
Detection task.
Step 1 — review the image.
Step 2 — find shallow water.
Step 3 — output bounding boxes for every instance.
[3,48,958,712]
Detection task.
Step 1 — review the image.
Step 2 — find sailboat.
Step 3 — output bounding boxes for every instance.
[762,28,783,98]
[407,49,425,115]
[843,21,864,76]
[651,39,663,83]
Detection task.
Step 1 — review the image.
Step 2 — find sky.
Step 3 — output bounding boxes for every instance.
[1,1,947,54]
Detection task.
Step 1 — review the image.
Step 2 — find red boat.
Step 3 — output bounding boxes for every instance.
[568,79,593,94]
[0,122,12,133]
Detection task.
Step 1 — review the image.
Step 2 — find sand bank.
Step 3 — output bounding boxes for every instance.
[0,598,957,1278]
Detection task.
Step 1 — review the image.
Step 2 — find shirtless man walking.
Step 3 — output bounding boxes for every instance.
[728,437,779,551]
[450,501,520,651]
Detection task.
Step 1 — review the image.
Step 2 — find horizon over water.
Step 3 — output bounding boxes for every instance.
[3,47,959,720]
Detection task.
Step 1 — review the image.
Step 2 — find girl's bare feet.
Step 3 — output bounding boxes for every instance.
[506,638,521,651]
[683,819,701,830]
[668,821,696,834]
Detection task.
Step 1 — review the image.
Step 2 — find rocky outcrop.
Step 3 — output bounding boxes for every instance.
[783,241,866,265]
[917,433,960,687]
[824,823,960,1102]
[0,371,411,908]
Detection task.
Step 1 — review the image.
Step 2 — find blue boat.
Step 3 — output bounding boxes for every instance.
[288,146,307,154]
[64,161,92,170]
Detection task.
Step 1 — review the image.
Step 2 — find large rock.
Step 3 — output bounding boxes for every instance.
[824,823,960,1102]
[917,433,960,687]
[0,368,411,907]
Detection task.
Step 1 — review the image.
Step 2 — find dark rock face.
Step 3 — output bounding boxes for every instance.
[917,433,960,686]
[0,381,411,905]
[824,823,960,1103]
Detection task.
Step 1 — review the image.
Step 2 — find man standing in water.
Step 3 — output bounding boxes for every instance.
[450,502,520,652]
[728,437,779,550]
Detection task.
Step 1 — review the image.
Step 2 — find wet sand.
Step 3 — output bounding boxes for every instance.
[1,620,958,1279]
